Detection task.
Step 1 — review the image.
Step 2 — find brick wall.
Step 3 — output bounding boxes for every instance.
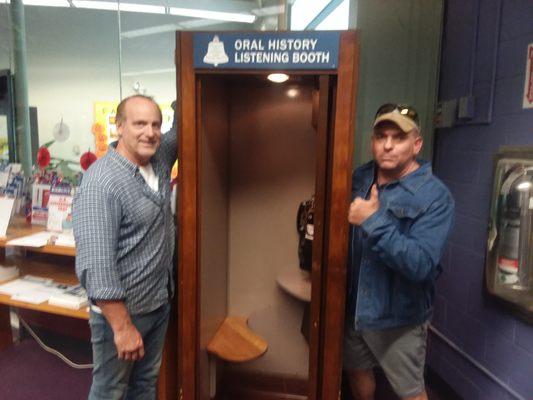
[429,0,533,398]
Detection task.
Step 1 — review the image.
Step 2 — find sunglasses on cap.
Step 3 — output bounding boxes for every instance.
[374,103,419,125]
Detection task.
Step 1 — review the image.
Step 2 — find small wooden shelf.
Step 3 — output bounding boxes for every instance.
[207,316,268,362]
[276,268,311,302]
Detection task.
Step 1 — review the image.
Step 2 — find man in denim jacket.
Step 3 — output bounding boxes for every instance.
[344,104,454,400]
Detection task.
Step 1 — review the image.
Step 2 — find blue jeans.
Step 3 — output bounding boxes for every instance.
[88,303,170,400]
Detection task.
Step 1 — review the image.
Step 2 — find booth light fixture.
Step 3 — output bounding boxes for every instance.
[267,73,289,83]
[286,88,300,98]
[169,7,256,23]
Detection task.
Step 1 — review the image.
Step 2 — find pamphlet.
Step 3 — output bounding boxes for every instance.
[48,285,88,309]
[6,231,54,247]
[47,184,73,233]
[32,183,51,226]
[0,197,14,237]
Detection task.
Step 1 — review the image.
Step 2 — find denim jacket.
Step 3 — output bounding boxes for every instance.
[347,160,454,331]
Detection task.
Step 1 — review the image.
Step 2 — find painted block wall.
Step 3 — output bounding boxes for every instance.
[429,1,533,399]
[353,0,443,166]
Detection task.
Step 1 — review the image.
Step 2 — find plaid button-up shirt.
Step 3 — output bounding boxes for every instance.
[73,130,177,315]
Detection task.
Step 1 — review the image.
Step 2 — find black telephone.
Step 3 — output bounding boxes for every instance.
[297,197,314,272]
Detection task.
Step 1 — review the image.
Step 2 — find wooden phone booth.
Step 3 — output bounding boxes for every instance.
[176,31,359,400]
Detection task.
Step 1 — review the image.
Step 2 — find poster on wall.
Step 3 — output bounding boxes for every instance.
[92,101,175,158]
[523,43,533,109]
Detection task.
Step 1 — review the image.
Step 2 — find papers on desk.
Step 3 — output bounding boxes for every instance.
[0,265,19,282]
[0,276,87,308]
[6,231,53,247]
[6,231,75,248]
[0,276,66,305]
[48,285,88,309]
[53,233,76,248]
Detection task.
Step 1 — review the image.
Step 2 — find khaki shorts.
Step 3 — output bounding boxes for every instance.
[343,320,429,398]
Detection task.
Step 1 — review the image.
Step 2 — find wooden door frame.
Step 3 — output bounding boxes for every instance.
[176,31,359,400]
[314,31,359,400]
[176,31,200,400]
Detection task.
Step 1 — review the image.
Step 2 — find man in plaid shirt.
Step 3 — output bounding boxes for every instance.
[73,94,177,399]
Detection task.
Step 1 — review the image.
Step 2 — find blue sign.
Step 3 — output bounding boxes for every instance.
[193,31,340,70]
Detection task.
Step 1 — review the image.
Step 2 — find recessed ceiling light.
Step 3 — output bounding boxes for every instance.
[287,88,299,98]
[267,73,289,83]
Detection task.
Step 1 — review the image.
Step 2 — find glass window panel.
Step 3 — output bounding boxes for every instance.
[23,5,121,167]
[0,4,12,161]
[290,0,330,30]
[291,0,350,31]
[316,0,350,30]
[119,8,176,133]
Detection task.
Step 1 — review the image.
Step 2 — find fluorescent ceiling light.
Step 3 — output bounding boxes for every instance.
[23,0,70,6]
[72,1,165,13]
[179,18,225,29]
[267,73,289,83]
[169,7,256,24]
[72,1,118,11]
[122,24,181,39]
[122,68,174,77]
[119,3,165,14]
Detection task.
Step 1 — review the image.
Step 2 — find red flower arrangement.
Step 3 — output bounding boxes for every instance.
[80,150,97,171]
[36,146,51,168]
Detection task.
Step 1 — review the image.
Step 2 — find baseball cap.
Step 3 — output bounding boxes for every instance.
[373,103,420,133]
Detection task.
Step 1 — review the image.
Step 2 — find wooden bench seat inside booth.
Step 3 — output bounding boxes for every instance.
[207,316,267,362]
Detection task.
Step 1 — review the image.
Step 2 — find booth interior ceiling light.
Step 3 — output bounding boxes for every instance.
[268,73,290,83]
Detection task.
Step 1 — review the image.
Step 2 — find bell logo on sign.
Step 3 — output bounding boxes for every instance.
[203,36,229,67]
